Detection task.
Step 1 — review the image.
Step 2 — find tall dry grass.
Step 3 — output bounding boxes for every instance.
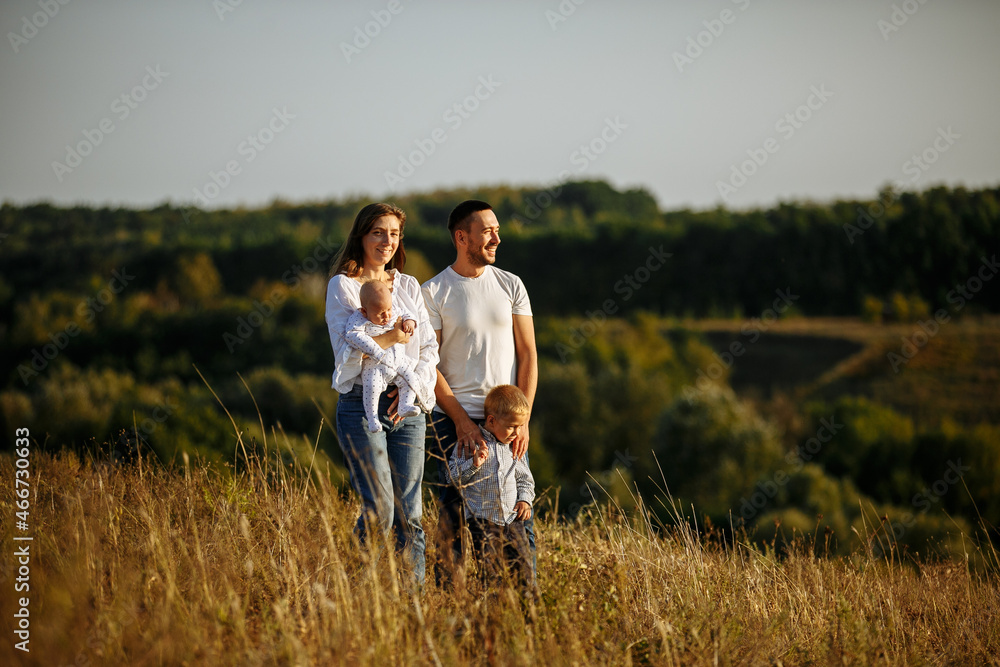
[2,446,998,666]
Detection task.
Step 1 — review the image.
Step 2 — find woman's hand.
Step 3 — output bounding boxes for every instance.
[373,317,412,350]
[391,316,413,344]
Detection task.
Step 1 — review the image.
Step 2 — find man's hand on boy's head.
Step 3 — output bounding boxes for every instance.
[401,318,416,335]
[514,501,532,520]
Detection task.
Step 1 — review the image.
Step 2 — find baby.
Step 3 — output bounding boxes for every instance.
[345,280,431,432]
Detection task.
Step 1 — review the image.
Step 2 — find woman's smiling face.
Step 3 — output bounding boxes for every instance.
[361,215,401,269]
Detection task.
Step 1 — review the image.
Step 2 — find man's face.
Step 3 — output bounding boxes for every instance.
[462,210,500,267]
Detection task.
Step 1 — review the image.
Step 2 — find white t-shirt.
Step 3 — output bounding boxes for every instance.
[325,270,439,398]
[421,265,532,419]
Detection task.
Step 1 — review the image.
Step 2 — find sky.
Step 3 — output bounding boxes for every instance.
[2,0,999,213]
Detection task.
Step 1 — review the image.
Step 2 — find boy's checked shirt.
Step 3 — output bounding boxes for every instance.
[448,425,535,526]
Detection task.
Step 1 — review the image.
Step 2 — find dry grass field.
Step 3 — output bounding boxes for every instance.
[2,449,998,666]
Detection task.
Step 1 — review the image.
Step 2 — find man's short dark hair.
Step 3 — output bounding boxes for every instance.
[448,200,493,239]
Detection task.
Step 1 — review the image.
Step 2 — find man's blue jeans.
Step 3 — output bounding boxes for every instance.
[428,411,536,585]
[336,384,426,586]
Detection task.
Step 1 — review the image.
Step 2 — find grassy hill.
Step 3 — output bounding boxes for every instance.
[682,316,1000,428]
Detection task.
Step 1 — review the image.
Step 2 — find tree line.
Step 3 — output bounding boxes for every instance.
[1,180,998,555]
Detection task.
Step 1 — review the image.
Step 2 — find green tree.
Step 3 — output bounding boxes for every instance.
[647,385,784,521]
[173,252,223,307]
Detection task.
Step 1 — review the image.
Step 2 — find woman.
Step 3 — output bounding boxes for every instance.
[325,203,438,586]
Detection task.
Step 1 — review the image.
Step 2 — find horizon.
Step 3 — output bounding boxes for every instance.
[4,178,995,218]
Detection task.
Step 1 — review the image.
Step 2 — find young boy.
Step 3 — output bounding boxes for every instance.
[345,280,432,432]
[448,384,535,587]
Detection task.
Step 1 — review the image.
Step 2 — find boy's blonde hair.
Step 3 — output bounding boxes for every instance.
[484,384,530,421]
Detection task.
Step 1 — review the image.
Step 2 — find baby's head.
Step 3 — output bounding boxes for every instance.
[359,280,393,326]
[483,384,530,445]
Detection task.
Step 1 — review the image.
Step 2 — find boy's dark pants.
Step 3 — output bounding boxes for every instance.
[467,516,535,589]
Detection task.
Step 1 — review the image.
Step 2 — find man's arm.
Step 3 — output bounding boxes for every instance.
[511,313,537,459]
[432,329,487,456]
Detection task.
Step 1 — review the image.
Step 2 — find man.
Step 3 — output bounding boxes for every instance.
[421,199,538,585]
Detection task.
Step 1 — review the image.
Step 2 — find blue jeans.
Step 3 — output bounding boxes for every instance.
[336,384,426,586]
[428,411,536,585]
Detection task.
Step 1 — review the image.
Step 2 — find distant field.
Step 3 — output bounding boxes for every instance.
[677,316,1000,427]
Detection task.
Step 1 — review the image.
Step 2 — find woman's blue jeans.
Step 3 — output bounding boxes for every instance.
[336,384,426,585]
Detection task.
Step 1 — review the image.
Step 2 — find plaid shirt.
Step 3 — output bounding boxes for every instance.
[449,425,534,526]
